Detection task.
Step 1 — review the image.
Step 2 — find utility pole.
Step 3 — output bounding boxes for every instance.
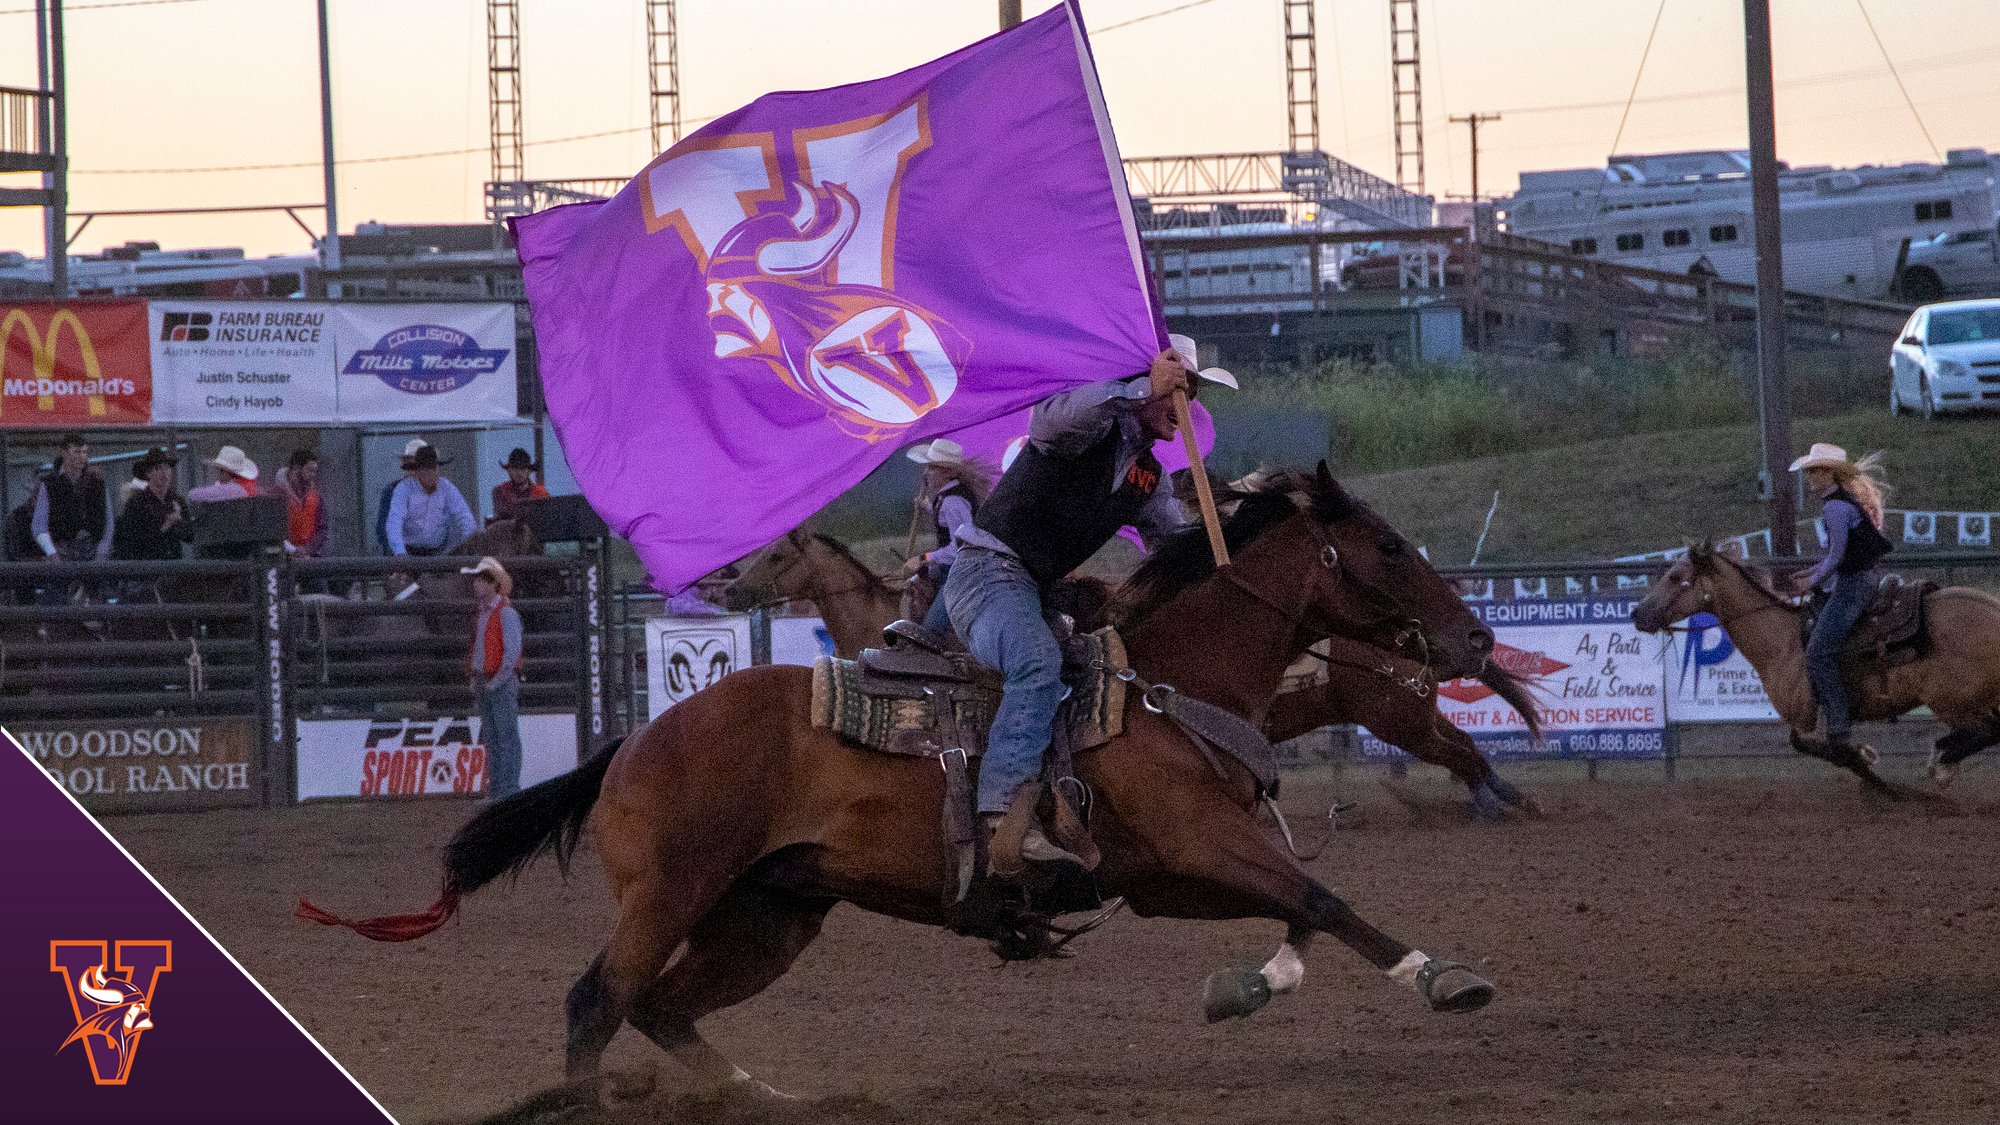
[316,0,341,298]
[1000,1,1021,30]
[1743,0,1796,554]
[1449,112,1500,201]
[41,0,68,298]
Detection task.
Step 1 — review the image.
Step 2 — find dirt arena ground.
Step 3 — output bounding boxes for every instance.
[110,768,2000,1125]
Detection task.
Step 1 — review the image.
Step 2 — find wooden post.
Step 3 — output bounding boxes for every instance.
[1173,388,1228,568]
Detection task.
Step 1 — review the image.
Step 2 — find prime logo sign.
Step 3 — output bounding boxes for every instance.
[49,941,172,1086]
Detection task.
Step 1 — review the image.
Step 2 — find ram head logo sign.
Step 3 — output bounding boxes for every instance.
[642,97,968,443]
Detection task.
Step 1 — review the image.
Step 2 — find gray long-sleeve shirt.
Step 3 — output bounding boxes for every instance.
[953,377,1188,558]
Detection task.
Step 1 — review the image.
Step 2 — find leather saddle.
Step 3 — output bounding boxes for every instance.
[1806,575,1936,673]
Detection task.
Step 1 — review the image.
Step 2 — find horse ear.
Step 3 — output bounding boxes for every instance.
[1315,459,1338,497]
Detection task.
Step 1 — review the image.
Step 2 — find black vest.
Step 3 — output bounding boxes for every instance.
[974,425,1162,585]
[43,470,107,545]
[931,480,979,549]
[1829,485,1891,574]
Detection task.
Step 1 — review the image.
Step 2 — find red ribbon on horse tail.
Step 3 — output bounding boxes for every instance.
[294,886,462,943]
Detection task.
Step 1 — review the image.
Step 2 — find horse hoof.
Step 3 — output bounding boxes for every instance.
[1416,960,1495,1013]
[1202,967,1273,1023]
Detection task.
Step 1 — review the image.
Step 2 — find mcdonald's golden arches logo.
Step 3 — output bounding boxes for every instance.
[0,301,152,427]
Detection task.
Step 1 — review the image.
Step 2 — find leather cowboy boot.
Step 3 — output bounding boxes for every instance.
[983,798,1083,880]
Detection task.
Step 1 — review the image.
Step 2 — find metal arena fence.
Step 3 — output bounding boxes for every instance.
[2,553,605,811]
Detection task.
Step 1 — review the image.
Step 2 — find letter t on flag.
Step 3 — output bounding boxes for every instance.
[513,4,1164,592]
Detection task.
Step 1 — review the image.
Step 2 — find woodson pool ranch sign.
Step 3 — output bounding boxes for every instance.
[11,717,260,812]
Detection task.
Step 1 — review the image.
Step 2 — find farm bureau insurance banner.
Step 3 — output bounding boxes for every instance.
[0,300,152,428]
[1366,597,1667,760]
[149,301,338,423]
[514,3,1163,592]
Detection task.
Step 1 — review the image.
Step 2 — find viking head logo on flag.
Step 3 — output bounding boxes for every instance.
[50,940,172,1085]
[642,99,972,442]
[515,3,1167,592]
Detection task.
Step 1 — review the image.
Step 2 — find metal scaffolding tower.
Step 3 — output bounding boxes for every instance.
[1282,0,1319,155]
[646,0,681,152]
[486,0,525,205]
[1389,0,1424,196]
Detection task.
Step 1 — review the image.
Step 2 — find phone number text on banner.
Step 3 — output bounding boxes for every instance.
[1362,597,1667,761]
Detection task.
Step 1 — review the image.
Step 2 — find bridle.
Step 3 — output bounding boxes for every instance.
[1651,552,1799,634]
[1216,504,1442,676]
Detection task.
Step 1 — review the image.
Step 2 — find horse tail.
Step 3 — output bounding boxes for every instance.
[1477,662,1544,740]
[295,737,625,943]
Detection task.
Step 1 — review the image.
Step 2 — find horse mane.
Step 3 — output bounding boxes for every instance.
[1111,469,1336,630]
[1695,544,1793,608]
[807,532,889,581]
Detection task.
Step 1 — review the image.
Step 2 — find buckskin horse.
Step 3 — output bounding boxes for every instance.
[720,530,902,658]
[1631,542,2000,791]
[301,467,1508,1098]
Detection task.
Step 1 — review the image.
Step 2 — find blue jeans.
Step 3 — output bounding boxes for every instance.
[1805,569,1876,739]
[921,563,954,636]
[479,676,525,798]
[941,548,1064,814]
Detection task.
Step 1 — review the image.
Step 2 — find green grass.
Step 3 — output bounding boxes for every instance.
[1348,409,2000,564]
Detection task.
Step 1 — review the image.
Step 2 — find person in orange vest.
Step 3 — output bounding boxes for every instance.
[490,447,549,524]
[280,449,329,557]
[462,556,525,799]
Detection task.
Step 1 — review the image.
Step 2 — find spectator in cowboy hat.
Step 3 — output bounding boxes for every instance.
[462,555,525,799]
[376,438,430,555]
[386,444,477,557]
[111,448,191,563]
[490,447,549,524]
[186,445,260,502]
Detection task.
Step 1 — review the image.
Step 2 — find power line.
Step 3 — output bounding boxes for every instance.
[1091,0,1223,35]
[1853,0,1941,161]
[74,115,724,175]
[1608,0,1670,159]
[1495,44,1993,117]
[0,0,214,16]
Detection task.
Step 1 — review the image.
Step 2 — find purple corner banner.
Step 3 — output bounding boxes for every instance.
[514,4,1163,592]
[0,732,396,1123]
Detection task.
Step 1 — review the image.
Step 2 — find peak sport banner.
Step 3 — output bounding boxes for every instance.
[0,731,395,1122]
[515,3,1164,592]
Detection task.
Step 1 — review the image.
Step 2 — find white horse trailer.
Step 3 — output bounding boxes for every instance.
[1140,213,1324,317]
[1500,148,1996,301]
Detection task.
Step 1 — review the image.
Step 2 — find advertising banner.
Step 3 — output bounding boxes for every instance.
[771,616,835,666]
[294,712,577,800]
[646,615,752,720]
[11,716,259,813]
[148,301,337,424]
[1363,597,1667,760]
[332,303,518,422]
[1655,610,1781,723]
[0,300,152,428]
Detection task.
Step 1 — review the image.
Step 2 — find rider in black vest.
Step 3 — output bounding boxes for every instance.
[1785,443,1892,760]
[940,339,1233,874]
[900,438,989,635]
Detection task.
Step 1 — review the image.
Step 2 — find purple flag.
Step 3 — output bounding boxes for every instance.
[515,4,1162,592]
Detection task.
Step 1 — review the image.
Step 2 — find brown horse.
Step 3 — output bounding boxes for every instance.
[303,467,1506,1099]
[1631,543,2000,790]
[1265,640,1544,818]
[720,529,902,658]
[751,527,1542,820]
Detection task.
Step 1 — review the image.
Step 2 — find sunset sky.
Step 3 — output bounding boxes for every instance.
[1,0,1995,260]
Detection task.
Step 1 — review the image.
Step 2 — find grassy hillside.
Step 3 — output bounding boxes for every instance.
[1348,410,2000,564]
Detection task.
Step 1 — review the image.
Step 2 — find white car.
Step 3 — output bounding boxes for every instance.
[1889,298,2000,418]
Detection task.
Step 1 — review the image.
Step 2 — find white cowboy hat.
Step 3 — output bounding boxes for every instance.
[402,438,430,457]
[905,438,967,467]
[459,555,513,594]
[1788,442,1853,473]
[1168,333,1239,390]
[207,445,259,481]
